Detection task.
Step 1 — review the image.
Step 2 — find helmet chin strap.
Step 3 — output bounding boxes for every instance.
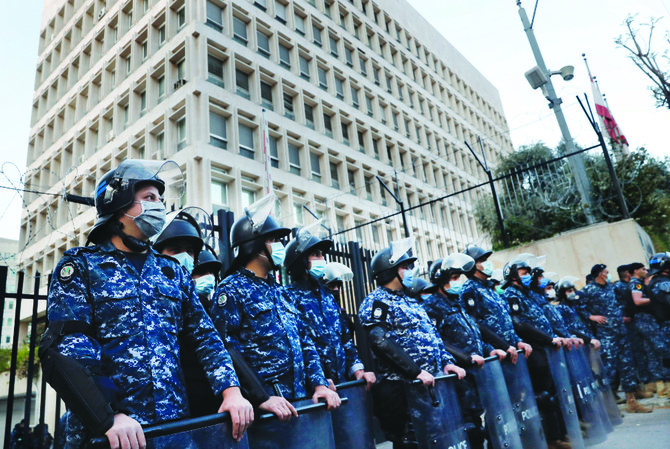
[110,221,150,252]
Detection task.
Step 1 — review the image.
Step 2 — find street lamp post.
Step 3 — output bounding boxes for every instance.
[516,0,596,224]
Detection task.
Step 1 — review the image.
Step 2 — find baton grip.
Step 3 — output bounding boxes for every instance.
[428,386,440,407]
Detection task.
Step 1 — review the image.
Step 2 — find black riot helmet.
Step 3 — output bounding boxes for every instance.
[89,160,168,244]
[229,194,291,267]
[285,222,333,279]
[463,245,492,263]
[649,252,670,276]
[371,237,417,286]
[193,244,223,280]
[502,253,534,286]
[153,209,204,260]
[431,254,475,288]
[556,276,579,301]
[405,275,435,299]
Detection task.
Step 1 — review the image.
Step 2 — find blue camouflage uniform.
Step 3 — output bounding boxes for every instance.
[647,274,670,381]
[627,277,664,383]
[502,285,557,337]
[47,241,239,448]
[612,280,629,308]
[579,281,638,392]
[460,277,522,346]
[422,293,495,358]
[359,287,455,380]
[210,268,328,399]
[528,289,574,337]
[287,280,364,384]
[555,303,594,338]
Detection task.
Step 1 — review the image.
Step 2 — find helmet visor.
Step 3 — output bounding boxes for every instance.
[110,160,185,208]
[245,193,278,234]
[441,253,475,273]
[296,220,330,254]
[389,236,415,265]
[323,262,354,283]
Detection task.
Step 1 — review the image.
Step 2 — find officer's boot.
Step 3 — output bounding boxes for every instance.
[634,384,654,399]
[625,392,653,413]
[644,382,657,393]
[657,381,669,398]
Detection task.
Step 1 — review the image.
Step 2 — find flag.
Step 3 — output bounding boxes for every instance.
[583,56,629,148]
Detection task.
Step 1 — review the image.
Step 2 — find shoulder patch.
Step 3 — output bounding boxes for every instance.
[58,262,77,283]
[512,303,520,312]
[635,284,642,290]
[217,293,228,307]
[467,298,476,308]
[371,300,389,323]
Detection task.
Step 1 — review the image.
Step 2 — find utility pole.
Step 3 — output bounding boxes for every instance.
[516,0,596,224]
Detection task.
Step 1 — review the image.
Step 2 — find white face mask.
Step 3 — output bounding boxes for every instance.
[546,289,556,299]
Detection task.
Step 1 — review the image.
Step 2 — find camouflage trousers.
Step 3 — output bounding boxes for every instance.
[630,313,665,383]
[595,326,638,392]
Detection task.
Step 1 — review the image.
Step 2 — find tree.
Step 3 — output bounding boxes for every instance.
[616,16,670,109]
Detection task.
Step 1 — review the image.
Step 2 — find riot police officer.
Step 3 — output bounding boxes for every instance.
[647,253,670,398]
[209,195,340,421]
[285,224,375,389]
[555,277,601,350]
[41,160,252,449]
[579,264,651,413]
[358,238,465,449]
[459,245,531,362]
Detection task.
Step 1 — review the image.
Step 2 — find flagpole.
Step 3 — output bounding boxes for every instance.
[261,109,272,195]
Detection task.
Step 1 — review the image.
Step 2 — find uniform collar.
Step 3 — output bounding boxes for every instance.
[380,286,407,298]
[238,267,276,285]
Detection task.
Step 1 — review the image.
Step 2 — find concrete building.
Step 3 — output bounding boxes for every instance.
[21,0,513,281]
[0,238,19,348]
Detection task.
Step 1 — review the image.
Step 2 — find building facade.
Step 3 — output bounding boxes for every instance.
[21,0,513,280]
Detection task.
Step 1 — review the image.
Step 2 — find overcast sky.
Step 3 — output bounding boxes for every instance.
[1,1,669,242]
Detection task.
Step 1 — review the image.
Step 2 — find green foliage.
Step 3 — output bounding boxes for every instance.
[0,344,41,379]
[478,144,670,251]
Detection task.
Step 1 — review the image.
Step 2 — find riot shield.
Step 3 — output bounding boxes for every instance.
[332,380,375,449]
[501,353,548,449]
[585,346,623,426]
[247,399,337,449]
[564,347,608,445]
[545,347,585,449]
[471,358,523,449]
[405,374,470,449]
[84,413,249,449]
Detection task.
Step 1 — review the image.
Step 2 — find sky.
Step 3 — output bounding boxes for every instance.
[0,0,669,242]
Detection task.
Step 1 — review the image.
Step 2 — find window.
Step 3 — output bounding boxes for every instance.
[365,177,373,200]
[238,123,254,159]
[257,31,270,58]
[177,7,186,28]
[357,129,365,151]
[335,77,344,100]
[206,2,223,31]
[312,24,322,46]
[323,113,333,137]
[269,135,279,167]
[139,90,147,115]
[236,69,250,99]
[345,47,353,67]
[283,92,294,119]
[359,57,367,76]
[158,24,166,45]
[177,117,186,150]
[351,86,359,107]
[295,15,306,35]
[177,59,186,80]
[372,138,380,159]
[233,17,248,45]
[373,68,380,86]
[329,35,339,57]
[304,103,314,129]
[279,43,291,69]
[365,95,373,116]
[254,0,267,11]
[288,143,301,175]
[211,180,229,212]
[241,188,257,208]
[348,169,356,193]
[341,122,349,144]
[392,112,399,131]
[157,75,165,98]
[317,66,328,90]
[294,203,304,225]
[208,54,224,87]
[330,161,340,188]
[260,80,273,109]
[299,55,310,80]
[310,153,321,182]
[209,111,227,148]
[142,41,148,60]
[275,2,287,23]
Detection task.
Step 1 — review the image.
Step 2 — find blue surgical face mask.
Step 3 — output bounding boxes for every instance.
[401,269,414,288]
[173,252,194,273]
[309,259,327,279]
[447,280,464,295]
[195,274,216,295]
[269,241,286,267]
[495,286,504,295]
[520,274,532,287]
[126,201,166,239]
[606,273,612,283]
[480,261,494,277]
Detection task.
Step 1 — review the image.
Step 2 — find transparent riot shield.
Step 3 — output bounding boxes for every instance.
[545,347,585,449]
[332,380,375,449]
[247,400,337,449]
[471,358,523,449]
[405,374,470,449]
[501,353,548,449]
[564,347,608,445]
[586,346,623,426]
[84,413,249,449]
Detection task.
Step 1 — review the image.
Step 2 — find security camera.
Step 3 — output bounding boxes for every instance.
[524,66,548,89]
[559,65,574,81]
